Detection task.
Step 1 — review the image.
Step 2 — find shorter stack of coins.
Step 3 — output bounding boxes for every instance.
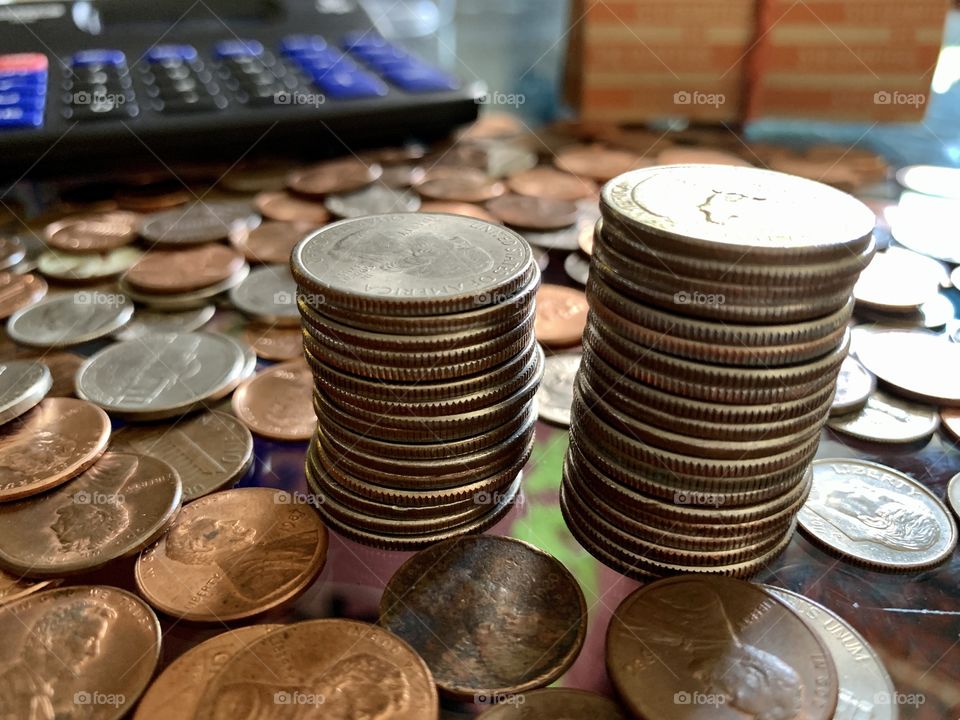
[562,164,877,578]
[292,213,542,549]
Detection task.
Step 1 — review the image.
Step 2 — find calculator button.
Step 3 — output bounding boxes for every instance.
[340,32,390,51]
[0,53,47,129]
[280,35,327,56]
[146,45,199,63]
[71,50,126,67]
[0,53,48,77]
[382,64,459,92]
[0,91,45,110]
[214,40,264,59]
[0,107,43,128]
[312,69,387,99]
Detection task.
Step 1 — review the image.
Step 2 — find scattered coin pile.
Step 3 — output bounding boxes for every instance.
[292,213,543,548]
[562,164,878,578]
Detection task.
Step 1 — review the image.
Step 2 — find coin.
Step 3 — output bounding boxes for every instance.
[830,355,875,417]
[485,194,578,229]
[221,161,291,193]
[764,586,898,720]
[135,487,328,621]
[287,158,382,196]
[0,360,52,426]
[325,183,421,217]
[0,452,182,576]
[564,251,590,285]
[0,585,160,720]
[856,292,955,330]
[607,576,839,720]
[507,166,598,200]
[114,304,215,341]
[111,411,253,501]
[476,688,626,719]
[947,472,960,516]
[228,263,300,325]
[535,353,580,427]
[658,146,753,167]
[116,180,190,210]
[895,164,960,198]
[943,408,960,443]
[555,143,646,181]
[125,244,246,294]
[418,200,501,223]
[0,271,47,318]
[229,219,314,264]
[0,569,59,606]
[889,192,960,264]
[37,246,143,283]
[415,167,505,203]
[856,329,960,405]
[242,322,303,360]
[142,200,258,246]
[44,211,139,253]
[231,359,315,441]
[6,291,133,348]
[253,190,331,223]
[827,390,938,443]
[132,624,282,720]
[0,235,26,270]
[535,284,588,347]
[379,535,586,699]
[119,264,250,310]
[800,459,957,570]
[854,247,944,312]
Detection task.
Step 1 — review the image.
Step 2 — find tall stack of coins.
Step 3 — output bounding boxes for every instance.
[292,213,542,549]
[562,165,877,578]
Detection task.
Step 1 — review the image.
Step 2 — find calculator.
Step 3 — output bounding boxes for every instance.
[0,0,483,179]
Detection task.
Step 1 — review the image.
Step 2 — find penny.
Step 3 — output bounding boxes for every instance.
[362,143,428,164]
[0,452,182,576]
[948,472,960,516]
[221,162,291,193]
[114,304,215,341]
[799,459,957,570]
[0,361,52,426]
[418,200,501,223]
[0,569,58,606]
[116,180,190,210]
[6,290,133,348]
[138,200,257,245]
[555,143,646,181]
[854,247,944,312]
[379,535,587,699]
[830,355,875,417]
[535,284,588,347]
[896,164,960,199]
[133,624,283,720]
[325,183,421,217]
[764,586,898,720]
[536,352,580,426]
[941,407,960,445]
[242,322,303,360]
[856,329,960,405]
[44,211,139,253]
[828,390,938,443]
[125,244,245,294]
[0,585,160,720]
[76,332,248,420]
[37,247,143,283]
[253,190,331,224]
[485,193,578,229]
[0,235,26,270]
[119,264,250,310]
[231,360,316,441]
[228,263,300,325]
[507,166,598,201]
[0,271,47,318]
[135,487,328,621]
[477,688,626,719]
[607,576,839,720]
[287,158,382,196]
[657,146,753,166]
[111,411,253,501]
[193,619,438,720]
[564,251,590,285]
[229,219,314,264]
[415,167,505,203]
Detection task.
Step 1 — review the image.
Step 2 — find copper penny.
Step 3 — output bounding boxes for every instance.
[242,322,304,361]
[36,351,85,397]
[415,167,505,203]
[229,219,315,264]
[477,688,627,719]
[535,284,589,347]
[0,271,47,319]
[287,158,382,197]
[418,200,501,223]
[253,190,331,224]
[607,576,839,720]
[379,535,587,700]
[555,143,648,181]
[135,487,328,621]
[507,167,598,201]
[43,211,140,253]
[0,397,110,502]
[0,569,59,607]
[194,619,438,720]
[115,181,190,210]
[485,193,578,229]
[124,244,245,294]
[231,359,316,441]
[133,624,282,720]
[0,452,182,576]
[111,410,253,501]
[657,146,753,167]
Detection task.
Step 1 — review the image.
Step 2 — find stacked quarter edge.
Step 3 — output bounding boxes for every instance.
[291,213,542,549]
[562,164,878,578]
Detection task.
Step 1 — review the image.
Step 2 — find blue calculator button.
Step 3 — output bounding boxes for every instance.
[146,45,199,63]
[71,50,126,67]
[383,64,459,92]
[350,46,410,64]
[214,40,264,59]
[0,106,44,128]
[302,55,357,74]
[0,91,45,109]
[0,77,46,92]
[313,70,388,99]
[340,32,389,51]
[280,35,327,56]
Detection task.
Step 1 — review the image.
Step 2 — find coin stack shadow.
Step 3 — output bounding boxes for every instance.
[561,165,877,578]
[292,214,543,549]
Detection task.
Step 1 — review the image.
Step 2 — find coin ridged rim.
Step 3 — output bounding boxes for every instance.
[118,264,250,310]
[137,201,257,245]
[44,211,140,253]
[826,390,939,444]
[6,293,135,348]
[0,361,53,425]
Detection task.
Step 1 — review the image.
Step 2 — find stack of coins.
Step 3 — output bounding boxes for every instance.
[562,164,877,578]
[292,213,542,549]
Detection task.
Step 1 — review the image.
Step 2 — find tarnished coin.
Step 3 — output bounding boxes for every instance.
[231,360,316,441]
[287,158,382,196]
[607,576,839,720]
[0,271,47,318]
[830,355,875,417]
[943,408,960,443]
[415,167,505,203]
[6,291,133,347]
[229,219,314,264]
[764,586,898,720]
[125,244,246,294]
[133,624,282,720]
[827,390,938,443]
[536,352,579,426]
[0,569,59,606]
[242,323,303,360]
[485,194,578,230]
[44,211,139,253]
[325,183,421,217]
[535,284,588,347]
[896,164,960,198]
[114,304,215,341]
[856,330,960,405]
[135,487,328,621]
[139,201,257,245]
[0,360,52,425]
[854,248,944,312]
[507,166,597,201]
[380,535,587,699]
[800,459,957,569]
[228,263,300,325]
[193,619,438,720]
[564,250,590,285]
[37,247,143,283]
[0,585,160,720]
[0,235,26,270]
[418,200,501,223]
[111,411,253,501]
[76,332,247,420]
[0,452,182,576]
[477,688,626,719]
[253,190,331,224]
[0,397,110,501]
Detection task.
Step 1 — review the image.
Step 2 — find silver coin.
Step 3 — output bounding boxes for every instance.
[890,192,960,264]
[532,245,549,271]
[763,586,898,720]
[799,458,957,569]
[484,141,538,178]
[114,305,216,341]
[522,224,580,251]
[952,265,960,290]
[5,231,46,273]
[853,248,945,313]
[536,351,580,427]
[76,332,247,420]
[564,251,590,285]
[228,264,301,326]
[37,247,142,283]
[0,361,52,424]
[0,235,26,271]
[856,329,960,405]
[895,165,960,199]
[827,390,938,443]
[855,293,955,330]
[947,472,960,518]
[324,184,421,218]
[138,200,258,245]
[118,264,250,310]
[830,356,875,417]
[6,290,134,348]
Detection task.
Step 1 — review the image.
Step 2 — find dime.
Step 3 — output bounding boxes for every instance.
[764,586,898,720]
[37,247,143,283]
[287,158,382,196]
[113,305,215,341]
[253,190,331,224]
[535,284,588,347]
[536,352,579,427]
[856,330,960,405]
[0,569,58,606]
[555,143,646,181]
[607,576,839,720]
[231,359,315,441]
[229,219,314,264]
[0,360,52,425]
[476,688,627,719]
[0,585,160,720]
[947,472,960,516]
[507,166,598,200]
[380,535,586,699]
[111,410,253,501]
[44,211,139,253]
[415,167,505,203]
[20,351,82,398]
[138,200,258,245]
[830,355,875,416]
[855,292,955,330]
[0,235,26,270]
[0,271,47,318]
[325,183,421,217]
[485,194,578,229]
[827,390,938,443]
[0,452,182,576]
[6,291,133,348]
[854,247,944,312]
[896,164,960,198]
[135,487,328,621]
[799,459,957,569]
[242,323,303,360]
[943,408,960,443]
[125,244,246,294]
[418,200,501,223]
[0,397,110,501]
[228,263,300,325]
